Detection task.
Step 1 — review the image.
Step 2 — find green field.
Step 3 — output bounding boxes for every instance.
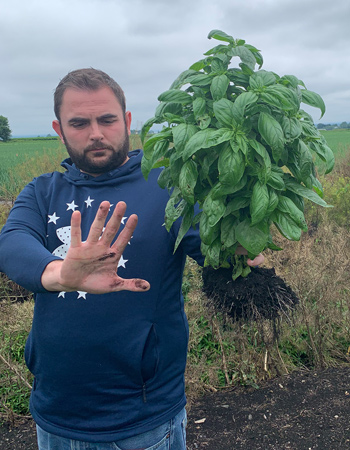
[0,137,63,170]
[0,130,348,199]
[320,128,350,158]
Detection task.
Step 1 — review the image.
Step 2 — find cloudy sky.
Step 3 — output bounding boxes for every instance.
[1,0,349,136]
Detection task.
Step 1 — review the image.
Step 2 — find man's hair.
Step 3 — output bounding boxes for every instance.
[54,68,126,121]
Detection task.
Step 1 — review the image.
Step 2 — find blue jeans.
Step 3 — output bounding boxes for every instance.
[36,408,187,450]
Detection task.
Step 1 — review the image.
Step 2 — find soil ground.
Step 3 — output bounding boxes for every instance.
[1,367,350,450]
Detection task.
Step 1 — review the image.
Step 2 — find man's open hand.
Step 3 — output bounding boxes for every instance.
[41,201,150,294]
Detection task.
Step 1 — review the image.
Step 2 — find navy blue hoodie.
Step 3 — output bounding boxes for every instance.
[0,150,204,442]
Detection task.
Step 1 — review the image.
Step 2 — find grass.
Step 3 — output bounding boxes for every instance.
[320,128,350,158]
[1,131,350,419]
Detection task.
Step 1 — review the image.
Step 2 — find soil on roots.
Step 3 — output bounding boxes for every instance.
[202,266,299,323]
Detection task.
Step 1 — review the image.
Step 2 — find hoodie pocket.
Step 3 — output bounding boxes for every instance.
[141,324,159,384]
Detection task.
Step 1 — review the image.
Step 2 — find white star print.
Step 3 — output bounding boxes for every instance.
[66,200,78,211]
[84,196,94,208]
[118,255,128,268]
[48,212,60,224]
[58,291,66,298]
[77,291,87,299]
[121,217,127,225]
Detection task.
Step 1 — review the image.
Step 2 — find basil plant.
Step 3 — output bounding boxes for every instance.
[141,30,334,280]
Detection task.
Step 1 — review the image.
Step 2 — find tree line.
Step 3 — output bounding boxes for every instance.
[0,115,11,142]
[317,122,350,130]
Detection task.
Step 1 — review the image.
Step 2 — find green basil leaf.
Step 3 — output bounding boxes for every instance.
[179,159,198,205]
[172,123,198,155]
[170,69,199,89]
[204,237,222,269]
[186,73,214,86]
[202,194,226,227]
[298,140,313,180]
[281,116,302,141]
[200,152,218,179]
[164,189,184,231]
[174,203,194,253]
[230,46,256,70]
[233,91,259,118]
[284,175,330,207]
[182,128,234,160]
[157,167,172,190]
[301,89,326,118]
[280,75,305,89]
[266,171,285,190]
[192,98,207,119]
[261,85,300,112]
[277,195,308,231]
[284,191,304,212]
[169,151,185,185]
[207,29,235,44]
[210,74,230,101]
[141,117,157,144]
[141,139,169,180]
[211,57,227,73]
[213,98,239,128]
[258,112,285,163]
[244,44,264,68]
[249,139,272,183]
[220,214,237,248]
[235,218,269,255]
[198,115,212,129]
[218,144,245,186]
[155,102,183,121]
[266,188,279,216]
[224,196,250,216]
[226,68,250,86]
[199,212,220,245]
[271,210,302,241]
[309,140,335,174]
[158,89,193,104]
[250,70,277,89]
[250,181,269,225]
[204,44,232,56]
[211,175,248,200]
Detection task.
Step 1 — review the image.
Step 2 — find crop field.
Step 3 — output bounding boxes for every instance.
[320,128,350,157]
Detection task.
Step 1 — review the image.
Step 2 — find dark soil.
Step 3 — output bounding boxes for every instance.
[1,367,350,450]
[202,266,299,322]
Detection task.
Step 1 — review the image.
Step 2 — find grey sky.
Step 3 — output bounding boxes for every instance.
[1,0,349,136]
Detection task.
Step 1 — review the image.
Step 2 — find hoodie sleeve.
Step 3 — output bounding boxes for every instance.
[0,180,61,293]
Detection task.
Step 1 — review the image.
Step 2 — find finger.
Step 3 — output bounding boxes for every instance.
[99,201,127,246]
[111,214,138,258]
[247,253,265,267]
[86,201,111,243]
[70,211,82,248]
[110,277,150,292]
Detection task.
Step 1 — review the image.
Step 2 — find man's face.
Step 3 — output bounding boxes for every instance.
[52,86,132,176]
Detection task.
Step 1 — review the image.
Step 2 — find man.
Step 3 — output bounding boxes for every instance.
[0,68,263,450]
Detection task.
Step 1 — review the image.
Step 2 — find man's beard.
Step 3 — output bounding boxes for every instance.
[61,129,130,175]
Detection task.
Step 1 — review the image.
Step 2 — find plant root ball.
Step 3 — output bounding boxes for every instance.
[202,266,299,322]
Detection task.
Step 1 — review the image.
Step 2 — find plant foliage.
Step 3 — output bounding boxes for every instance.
[141,30,334,280]
[0,115,11,142]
